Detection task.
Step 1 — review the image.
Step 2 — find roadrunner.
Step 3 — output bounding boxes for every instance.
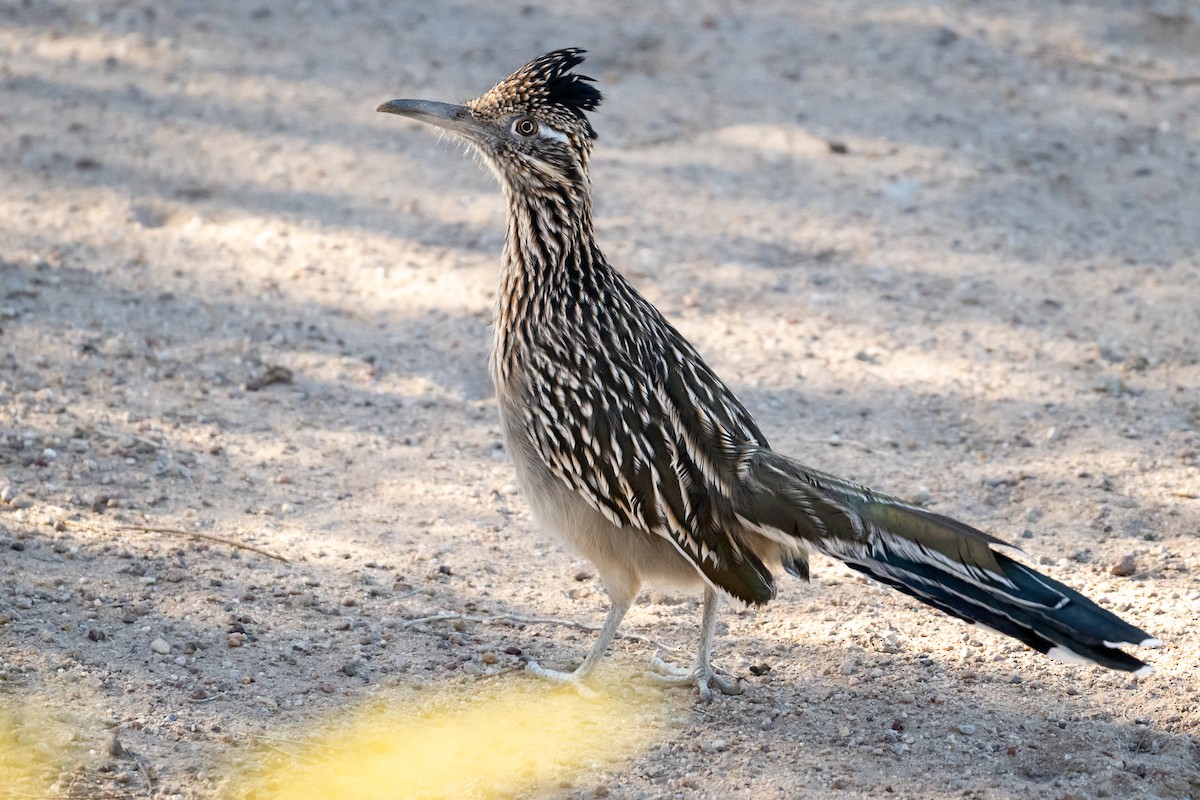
[378,49,1159,698]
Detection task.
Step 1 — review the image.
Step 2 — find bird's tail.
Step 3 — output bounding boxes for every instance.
[737,448,1160,673]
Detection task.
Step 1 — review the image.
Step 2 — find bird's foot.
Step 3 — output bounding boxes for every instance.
[644,656,742,702]
[525,660,598,698]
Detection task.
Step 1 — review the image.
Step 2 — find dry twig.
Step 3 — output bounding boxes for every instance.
[66,521,289,563]
[796,435,874,452]
[401,611,687,655]
[93,426,166,451]
[187,691,230,705]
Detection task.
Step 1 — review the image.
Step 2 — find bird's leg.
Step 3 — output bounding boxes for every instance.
[526,593,632,695]
[646,587,742,701]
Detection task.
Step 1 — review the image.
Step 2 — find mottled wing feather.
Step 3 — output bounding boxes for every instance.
[521,275,777,604]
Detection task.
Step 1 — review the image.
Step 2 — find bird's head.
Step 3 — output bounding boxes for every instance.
[378,49,602,195]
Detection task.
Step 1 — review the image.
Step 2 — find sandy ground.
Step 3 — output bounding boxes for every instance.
[2,1,1199,798]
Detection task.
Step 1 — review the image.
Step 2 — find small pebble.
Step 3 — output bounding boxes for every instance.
[875,632,903,654]
[909,487,932,506]
[1110,554,1138,577]
[953,723,977,736]
[150,638,171,655]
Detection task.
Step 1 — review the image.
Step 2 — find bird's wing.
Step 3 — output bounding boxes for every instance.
[520,287,780,604]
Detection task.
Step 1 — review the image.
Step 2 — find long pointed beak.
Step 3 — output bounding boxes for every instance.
[376,99,491,140]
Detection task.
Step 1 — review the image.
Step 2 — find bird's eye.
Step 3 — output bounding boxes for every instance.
[513,117,539,138]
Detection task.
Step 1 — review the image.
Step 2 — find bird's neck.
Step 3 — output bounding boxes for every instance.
[493,181,604,378]
[500,181,597,281]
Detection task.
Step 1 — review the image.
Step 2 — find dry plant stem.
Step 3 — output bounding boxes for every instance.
[1047,55,1200,88]
[402,610,694,659]
[66,521,289,563]
[93,426,167,450]
[250,733,352,754]
[134,756,154,793]
[187,691,230,705]
[795,435,874,452]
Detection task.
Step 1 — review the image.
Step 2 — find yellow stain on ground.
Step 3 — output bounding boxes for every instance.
[234,672,671,800]
[0,701,72,796]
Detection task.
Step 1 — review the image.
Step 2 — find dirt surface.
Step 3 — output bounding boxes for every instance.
[2,1,1199,798]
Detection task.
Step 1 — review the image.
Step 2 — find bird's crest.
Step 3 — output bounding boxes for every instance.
[470,48,602,139]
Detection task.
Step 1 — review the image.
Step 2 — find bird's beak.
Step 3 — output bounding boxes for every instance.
[376,99,491,140]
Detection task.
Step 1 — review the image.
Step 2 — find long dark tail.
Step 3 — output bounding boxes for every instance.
[738,448,1160,673]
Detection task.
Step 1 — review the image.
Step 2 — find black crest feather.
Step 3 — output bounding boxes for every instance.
[524,49,602,136]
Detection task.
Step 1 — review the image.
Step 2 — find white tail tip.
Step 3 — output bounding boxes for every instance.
[1045,645,1094,666]
[1103,637,1163,649]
